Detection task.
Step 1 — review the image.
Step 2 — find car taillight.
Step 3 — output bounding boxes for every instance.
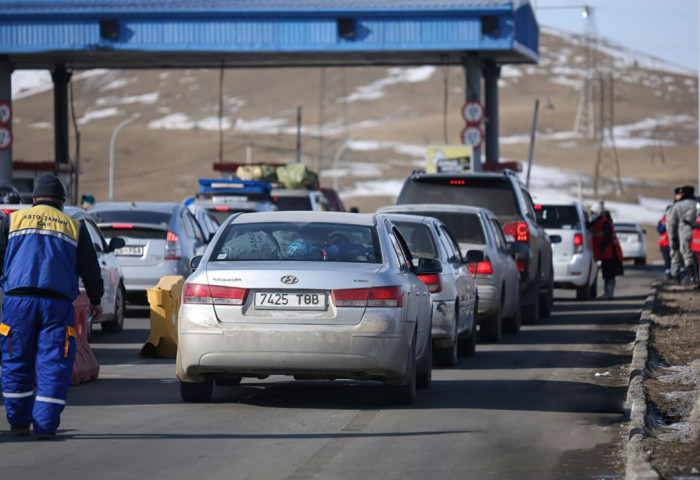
[183,283,248,305]
[573,233,584,254]
[468,260,492,275]
[1,209,16,215]
[516,260,526,272]
[215,206,229,211]
[503,221,529,242]
[111,223,134,229]
[417,274,442,293]
[332,286,403,307]
[164,231,181,260]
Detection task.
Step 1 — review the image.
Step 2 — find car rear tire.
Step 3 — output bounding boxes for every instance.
[589,276,598,300]
[521,278,540,325]
[435,313,459,367]
[634,257,646,266]
[502,299,521,334]
[180,378,213,403]
[215,377,243,386]
[101,283,125,333]
[539,268,554,318]
[576,282,591,301]
[416,332,432,389]
[480,297,502,343]
[386,335,417,405]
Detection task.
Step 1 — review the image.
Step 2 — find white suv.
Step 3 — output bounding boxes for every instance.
[537,202,598,300]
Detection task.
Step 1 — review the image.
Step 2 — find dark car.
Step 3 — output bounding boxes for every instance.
[396,170,554,324]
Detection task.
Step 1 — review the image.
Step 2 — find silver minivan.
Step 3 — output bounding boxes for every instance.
[537,202,598,300]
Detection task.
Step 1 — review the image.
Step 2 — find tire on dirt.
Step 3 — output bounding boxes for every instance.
[180,378,213,403]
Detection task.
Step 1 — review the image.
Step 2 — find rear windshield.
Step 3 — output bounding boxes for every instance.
[207,208,254,223]
[392,222,438,259]
[100,226,167,240]
[537,205,581,230]
[274,196,312,211]
[399,177,520,219]
[403,211,486,246]
[92,210,172,227]
[211,222,381,263]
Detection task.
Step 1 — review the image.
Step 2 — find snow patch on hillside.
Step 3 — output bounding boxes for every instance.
[344,67,436,102]
[96,92,159,106]
[11,69,110,100]
[77,107,122,125]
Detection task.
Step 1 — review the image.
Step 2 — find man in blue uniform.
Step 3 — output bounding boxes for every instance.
[0,175,103,439]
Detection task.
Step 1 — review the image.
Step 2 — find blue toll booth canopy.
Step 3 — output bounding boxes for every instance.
[0,0,538,68]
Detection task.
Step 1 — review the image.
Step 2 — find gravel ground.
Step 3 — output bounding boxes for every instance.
[645,283,700,479]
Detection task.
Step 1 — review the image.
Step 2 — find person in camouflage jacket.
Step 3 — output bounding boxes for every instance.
[668,185,699,285]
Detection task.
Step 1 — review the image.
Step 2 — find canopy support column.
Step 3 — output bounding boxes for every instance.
[52,65,71,168]
[464,55,482,172]
[484,61,500,165]
[0,61,13,184]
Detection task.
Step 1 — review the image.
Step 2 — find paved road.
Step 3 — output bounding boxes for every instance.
[1,266,663,479]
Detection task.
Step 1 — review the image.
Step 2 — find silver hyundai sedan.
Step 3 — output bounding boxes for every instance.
[177,211,436,404]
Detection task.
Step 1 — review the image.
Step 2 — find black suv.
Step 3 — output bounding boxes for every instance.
[396,170,554,324]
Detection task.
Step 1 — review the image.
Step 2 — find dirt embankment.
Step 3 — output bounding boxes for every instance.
[645,284,700,478]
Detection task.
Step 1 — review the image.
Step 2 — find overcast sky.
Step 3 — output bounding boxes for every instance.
[534,0,698,72]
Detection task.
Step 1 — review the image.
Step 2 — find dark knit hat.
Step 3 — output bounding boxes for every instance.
[33,175,66,200]
[681,185,695,196]
[674,186,684,195]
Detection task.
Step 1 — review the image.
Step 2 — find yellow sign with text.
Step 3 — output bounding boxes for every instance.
[426,145,473,173]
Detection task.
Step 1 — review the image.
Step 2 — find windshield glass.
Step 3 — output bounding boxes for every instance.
[211,222,382,263]
[400,177,519,219]
[404,211,486,245]
[537,205,581,230]
[274,196,312,211]
[91,210,172,227]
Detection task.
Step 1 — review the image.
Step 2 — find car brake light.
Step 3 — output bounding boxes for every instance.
[332,286,403,307]
[503,221,529,242]
[164,231,182,260]
[573,233,584,254]
[215,206,229,211]
[468,260,492,275]
[516,260,526,273]
[534,204,542,210]
[449,180,466,185]
[417,274,442,293]
[183,283,248,305]
[111,223,134,229]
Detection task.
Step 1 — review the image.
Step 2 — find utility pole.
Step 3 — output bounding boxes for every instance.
[593,74,623,197]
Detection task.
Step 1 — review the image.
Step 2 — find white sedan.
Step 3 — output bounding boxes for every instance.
[177,211,435,404]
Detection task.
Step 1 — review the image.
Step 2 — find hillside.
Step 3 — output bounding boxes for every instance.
[9,29,699,220]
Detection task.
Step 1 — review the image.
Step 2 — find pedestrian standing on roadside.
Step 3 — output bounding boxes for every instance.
[657,205,672,278]
[667,185,699,286]
[591,209,624,300]
[0,175,104,439]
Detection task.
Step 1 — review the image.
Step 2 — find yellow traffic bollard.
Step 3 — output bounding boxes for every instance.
[140,276,184,359]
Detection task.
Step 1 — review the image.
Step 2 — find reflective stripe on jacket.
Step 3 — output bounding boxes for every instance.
[2,204,80,300]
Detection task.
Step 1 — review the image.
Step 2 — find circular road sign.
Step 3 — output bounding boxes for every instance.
[461,125,484,148]
[0,126,12,150]
[0,101,11,125]
[462,100,484,125]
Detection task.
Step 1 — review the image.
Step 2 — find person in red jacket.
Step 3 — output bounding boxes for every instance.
[658,206,672,278]
[591,210,624,300]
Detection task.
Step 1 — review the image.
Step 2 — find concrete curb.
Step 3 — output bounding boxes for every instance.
[624,280,663,480]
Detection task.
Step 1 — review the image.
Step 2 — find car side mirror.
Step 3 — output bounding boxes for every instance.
[548,234,562,244]
[465,250,485,264]
[190,255,203,272]
[509,242,530,261]
[415,257,442,275]
[107,237,126,252]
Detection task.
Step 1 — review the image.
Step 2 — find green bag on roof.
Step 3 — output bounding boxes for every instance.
[276,164,319,189]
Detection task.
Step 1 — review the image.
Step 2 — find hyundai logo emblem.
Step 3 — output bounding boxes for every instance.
[280,275,299,285]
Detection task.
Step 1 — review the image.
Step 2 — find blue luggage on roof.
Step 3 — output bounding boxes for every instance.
[197,178,272,196]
